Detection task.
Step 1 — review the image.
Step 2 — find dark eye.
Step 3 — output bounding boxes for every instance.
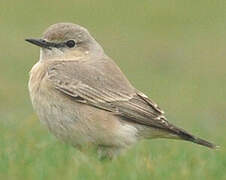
[66,40,76,48]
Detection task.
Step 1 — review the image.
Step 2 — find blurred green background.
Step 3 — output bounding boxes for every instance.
[0,0,225,179]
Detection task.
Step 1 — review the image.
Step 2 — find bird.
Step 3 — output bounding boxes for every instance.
[26,23,217,159]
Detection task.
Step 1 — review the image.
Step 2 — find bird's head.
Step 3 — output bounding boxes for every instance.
[26,23,103,61]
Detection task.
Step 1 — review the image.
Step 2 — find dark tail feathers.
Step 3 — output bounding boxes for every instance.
[181,132,218,149]
[168,125,218,149]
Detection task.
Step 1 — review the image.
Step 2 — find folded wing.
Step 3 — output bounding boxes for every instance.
[47,59,217,149]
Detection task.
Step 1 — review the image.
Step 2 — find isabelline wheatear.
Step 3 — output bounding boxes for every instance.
[26,23,217,158]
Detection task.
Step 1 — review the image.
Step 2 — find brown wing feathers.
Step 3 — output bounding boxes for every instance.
[48,61,217,149]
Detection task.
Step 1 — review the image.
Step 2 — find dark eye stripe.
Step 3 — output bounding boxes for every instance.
[47,42,65,48]
[47,40,77,49]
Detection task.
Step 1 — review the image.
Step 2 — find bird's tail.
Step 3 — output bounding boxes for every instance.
[178,129,218,149]
[166,124,218,149]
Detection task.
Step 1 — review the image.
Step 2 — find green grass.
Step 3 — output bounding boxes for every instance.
[0,0,226,179]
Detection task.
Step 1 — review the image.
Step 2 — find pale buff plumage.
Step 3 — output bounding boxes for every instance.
[27,23,216,159]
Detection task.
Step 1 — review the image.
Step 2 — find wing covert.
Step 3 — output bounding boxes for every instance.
[47,60,170,130]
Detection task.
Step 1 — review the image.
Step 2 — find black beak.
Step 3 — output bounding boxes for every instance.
[25,38,52,49]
